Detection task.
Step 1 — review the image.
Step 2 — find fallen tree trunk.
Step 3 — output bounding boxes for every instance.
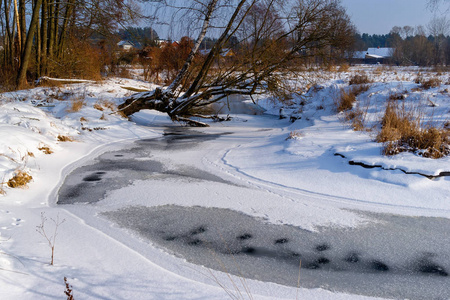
[117,0,356,126]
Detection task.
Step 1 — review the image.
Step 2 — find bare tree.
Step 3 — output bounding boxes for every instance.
[118,0,355,126]
[428,16,450,64]
[428,0,450,11]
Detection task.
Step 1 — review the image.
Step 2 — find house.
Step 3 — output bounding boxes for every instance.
[198,48,235,58]
[364,47,394,64]
[117,40,134,51]
[155,39,168,46]
[349,47,394,64]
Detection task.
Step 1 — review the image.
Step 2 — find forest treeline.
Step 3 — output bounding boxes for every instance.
[0,0,449,92]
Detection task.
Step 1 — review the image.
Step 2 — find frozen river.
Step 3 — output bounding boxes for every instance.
[57,125,450,300]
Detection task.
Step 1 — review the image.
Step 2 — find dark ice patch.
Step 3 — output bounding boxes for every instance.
[237,233,252,240]
[275,238,289,244]
[83,174,103,182]
[371,260,389,272]
[315,244,330,252]
[345,253,360,263]
[419,263,448,277]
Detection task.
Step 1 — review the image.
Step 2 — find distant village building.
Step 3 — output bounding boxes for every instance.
[364,47,393,64]
[117,40,134,51]
[155,39,168,46]
[198,48,235,58]
[350,47,394,64]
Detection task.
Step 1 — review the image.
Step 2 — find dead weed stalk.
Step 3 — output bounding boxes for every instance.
[36,212,65,266]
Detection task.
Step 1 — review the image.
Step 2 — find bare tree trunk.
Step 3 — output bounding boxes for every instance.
[3,0,13,67]
[34,0,41,77]
[53,0,59,54]
[120,0,356,125]
[47,0,55,59]
[40,0,48,75]
[57,0,74,58]
[13,0,21,56]
[19,0,26,52]
[166,0,219,94]
[16,0,42,87]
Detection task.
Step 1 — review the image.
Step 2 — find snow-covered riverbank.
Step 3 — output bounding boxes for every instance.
[0,70,449,299]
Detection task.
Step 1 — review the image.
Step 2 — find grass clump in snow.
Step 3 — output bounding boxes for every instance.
[57,135,74,142]
[346,108,366,131]
[286,130,302,140]
[349,73,371,85]
[7,170,33,188]
[377,101,449,158]
[337,85,369,112]
[67,98,85,112]
[38,145,53,154]
[420,77,441,90]
[337,89,356,112]
[93,99,117,112]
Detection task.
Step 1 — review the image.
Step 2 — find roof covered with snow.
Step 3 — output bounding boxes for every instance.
[366,47,393,58]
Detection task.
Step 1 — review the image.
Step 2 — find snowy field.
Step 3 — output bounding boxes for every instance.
[0,66,449,299]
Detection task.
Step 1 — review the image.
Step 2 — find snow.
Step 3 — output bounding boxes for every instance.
[0,68,449,299]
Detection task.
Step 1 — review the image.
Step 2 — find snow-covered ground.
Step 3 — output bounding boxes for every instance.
[0,67,449,299]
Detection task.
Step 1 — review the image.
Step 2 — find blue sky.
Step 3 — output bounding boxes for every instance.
[144,0,448,39]
[341,0,446,34]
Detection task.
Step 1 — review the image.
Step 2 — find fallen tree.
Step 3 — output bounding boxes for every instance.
[118,0,355,126]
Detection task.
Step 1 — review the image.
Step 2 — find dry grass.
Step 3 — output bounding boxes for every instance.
[346,109,366,131]
[376,101,449,158]
[389,92,408,101]
[286,130,302,140]
[38,145,53,154]
[337,89,356,112]
[338,63,350,72]
[349,73,371,85]
[67,98,85,112]
[337,85,369,112]
[93,99,117,112]
[57,135,74,142]
[420,77,441,90]
[7,170,33,188]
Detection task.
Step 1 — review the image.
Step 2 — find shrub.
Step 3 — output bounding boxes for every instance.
[36,212,65,265]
